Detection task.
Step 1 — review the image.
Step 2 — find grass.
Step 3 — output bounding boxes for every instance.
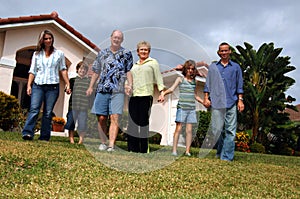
[0,131,299,199]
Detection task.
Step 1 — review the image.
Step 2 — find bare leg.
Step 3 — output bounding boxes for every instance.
[69,130,75,144]
[98,115,108,144]
[78,131,86,144]
[185,123,193,154]
[172,122,182,153]
[108,114,119,148]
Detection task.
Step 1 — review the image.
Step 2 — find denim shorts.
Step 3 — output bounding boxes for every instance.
[175,108,197,124]
[91,92,124,115]
[64,110,88,131]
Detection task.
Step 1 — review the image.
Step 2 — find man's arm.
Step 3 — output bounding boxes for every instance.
[86,72,99,96]
[125,71,133,96]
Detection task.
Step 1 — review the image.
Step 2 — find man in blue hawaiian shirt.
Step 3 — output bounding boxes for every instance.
[87,30,133,152]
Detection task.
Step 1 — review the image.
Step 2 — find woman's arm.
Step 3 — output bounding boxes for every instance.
[158,76,182,102]
[26,73,35,96]
[60,69,71,94]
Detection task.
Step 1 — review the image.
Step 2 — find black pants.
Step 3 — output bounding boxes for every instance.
[127,96,153,153]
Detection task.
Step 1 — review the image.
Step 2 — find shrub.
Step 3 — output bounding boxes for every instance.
[235,131,251,152]
[149,132,162,144]
[0,91,25,131]
[250,142,266,153]
[279,144,294,156]
[192,110,211,147]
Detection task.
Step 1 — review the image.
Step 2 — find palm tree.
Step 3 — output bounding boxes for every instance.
[231,42,296,143]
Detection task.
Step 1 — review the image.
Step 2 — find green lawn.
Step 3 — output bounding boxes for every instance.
[0,131,299,199]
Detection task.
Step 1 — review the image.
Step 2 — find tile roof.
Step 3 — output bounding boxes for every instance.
[0,11,99,51]
[285,104,300,122]
[161,61,209,78]
[0,11,209,79]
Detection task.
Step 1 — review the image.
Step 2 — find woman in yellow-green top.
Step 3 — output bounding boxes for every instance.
[127,41,165,153]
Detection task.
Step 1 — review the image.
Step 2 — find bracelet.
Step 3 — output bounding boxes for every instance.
[238,97,244,101]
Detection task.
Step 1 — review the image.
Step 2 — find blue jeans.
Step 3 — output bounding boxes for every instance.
[212,104,237,161]
[65,110,88,132]
[22,83,59,141]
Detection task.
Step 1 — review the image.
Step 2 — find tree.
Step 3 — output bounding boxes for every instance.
[231,42,296,143]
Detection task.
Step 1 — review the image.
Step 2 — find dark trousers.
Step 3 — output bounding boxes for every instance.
[127,96,153,153]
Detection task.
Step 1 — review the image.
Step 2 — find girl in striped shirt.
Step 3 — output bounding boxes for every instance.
[159,60,203,156]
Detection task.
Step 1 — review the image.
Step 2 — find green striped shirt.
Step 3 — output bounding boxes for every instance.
[177,78,196,110]
[69,76,91,111]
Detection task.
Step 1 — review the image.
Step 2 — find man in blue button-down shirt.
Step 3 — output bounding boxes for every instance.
[203,42,244,161]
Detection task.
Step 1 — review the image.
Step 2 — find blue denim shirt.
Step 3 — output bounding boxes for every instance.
[204,60,244,108]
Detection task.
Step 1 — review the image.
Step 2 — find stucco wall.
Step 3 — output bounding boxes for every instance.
[0,60,15,94]
[151,79,206,146]
[0,24,96,120]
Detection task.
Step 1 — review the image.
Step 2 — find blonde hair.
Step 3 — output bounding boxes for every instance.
[137,41,151,52]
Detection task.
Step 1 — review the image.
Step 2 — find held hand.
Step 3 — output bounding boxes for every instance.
[125,85,132,96]
[203,98,211,108]
[157,94,165,103]
[238,100,244,112]
[65,88,71,95]
[86,87,93,96]
[64,85,71,95]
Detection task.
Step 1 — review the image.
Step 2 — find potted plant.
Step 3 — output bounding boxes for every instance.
[52,116,66,132]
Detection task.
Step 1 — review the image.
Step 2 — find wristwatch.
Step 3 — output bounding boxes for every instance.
[238,97,244,101]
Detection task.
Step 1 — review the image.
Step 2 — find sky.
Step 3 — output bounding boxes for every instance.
[1,0,300,104]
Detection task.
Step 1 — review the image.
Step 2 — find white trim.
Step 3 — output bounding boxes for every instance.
[0,57,16,68]
[196,66,208,70]
[51,21,98,55]
[0,20,98,55]
[167,94,172,146]
[162,70,180,78]
[0,20,50,29]
[68,72,78,79]
[196,76,206,83]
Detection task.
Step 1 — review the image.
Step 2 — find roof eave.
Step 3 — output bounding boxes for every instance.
[0,19,98,55]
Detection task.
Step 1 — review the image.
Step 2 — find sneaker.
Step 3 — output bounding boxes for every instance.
[22,134,33,141]
[171,152,178,156]
[185,152,191,157]
[107,147,115,152]
[98,143,107,151]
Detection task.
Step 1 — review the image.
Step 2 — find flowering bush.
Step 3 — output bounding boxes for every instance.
[52,117,66,125]
[235,131,250,152]
[0,91,25,131]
